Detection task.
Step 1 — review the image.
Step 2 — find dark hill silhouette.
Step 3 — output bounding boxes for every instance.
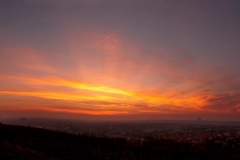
[0,123,240,160]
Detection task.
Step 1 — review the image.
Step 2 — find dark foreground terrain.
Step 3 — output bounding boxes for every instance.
[1,123,240,160]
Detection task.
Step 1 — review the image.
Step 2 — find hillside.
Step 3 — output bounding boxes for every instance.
[1,123,240,160]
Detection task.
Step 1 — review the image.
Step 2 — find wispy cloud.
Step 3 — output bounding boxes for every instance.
[158,57,196,75]
[90,0,165,49]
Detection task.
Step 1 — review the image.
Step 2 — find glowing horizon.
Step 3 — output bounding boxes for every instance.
[0,0,240,121]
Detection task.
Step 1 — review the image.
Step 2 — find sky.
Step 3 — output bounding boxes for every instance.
[0,0,240,121]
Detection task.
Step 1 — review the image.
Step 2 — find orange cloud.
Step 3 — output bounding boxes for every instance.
[1,38,239,118]
[0,46,57,74]
[3,76,132,96]
[0,90,120,103]
[0,74,208,115]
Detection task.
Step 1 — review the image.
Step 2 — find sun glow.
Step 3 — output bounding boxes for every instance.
[0,75,207,115]
[1,0,240,121]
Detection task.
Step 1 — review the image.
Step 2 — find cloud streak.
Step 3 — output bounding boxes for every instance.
[0,74,206,114]
[90,1,165,49]
[158,57,196,75]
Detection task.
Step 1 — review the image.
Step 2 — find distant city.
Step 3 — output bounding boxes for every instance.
[1,117,240,148]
